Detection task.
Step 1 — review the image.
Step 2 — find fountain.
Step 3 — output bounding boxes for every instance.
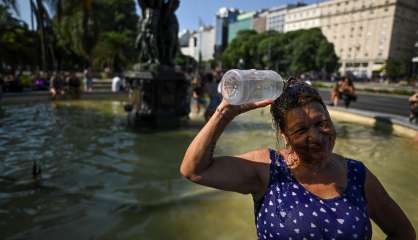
[124,0,190,128]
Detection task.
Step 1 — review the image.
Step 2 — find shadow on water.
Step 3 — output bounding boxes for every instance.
[373,116,394,136]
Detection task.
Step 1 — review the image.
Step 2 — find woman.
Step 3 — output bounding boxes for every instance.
[180,80,415,239]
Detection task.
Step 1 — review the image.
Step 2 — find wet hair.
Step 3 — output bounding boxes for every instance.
[270,78,326,133]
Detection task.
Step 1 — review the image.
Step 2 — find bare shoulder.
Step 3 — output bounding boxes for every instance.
[236,148,271,164]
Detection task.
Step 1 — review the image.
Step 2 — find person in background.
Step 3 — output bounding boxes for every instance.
[330,77,344,106]
[409,92,418,124]
[49,72,64,99]
[180,80,415,240]
[84,68,93,92]
[191,73,205,114]
[68,72,81,98]
[340,77,357,108]
[204,71,222,121]
[112,73,122,92]
[330,77,356,107]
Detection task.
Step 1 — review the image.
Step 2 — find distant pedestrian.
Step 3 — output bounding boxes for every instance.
[84,68,93,92]
[340,77,357,108]
[191,73,205,114]
[204,72,222,121]
[68,72,81,98]
[409,92,418,124]
[112,74,122,92]
[49,72,65,99]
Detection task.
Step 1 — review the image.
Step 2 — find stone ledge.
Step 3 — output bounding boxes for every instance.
[328,106,418,139]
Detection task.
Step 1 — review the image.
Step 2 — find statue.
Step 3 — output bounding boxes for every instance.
[160,0,180,66]
[126,0,189,128]
[135,0,180,68]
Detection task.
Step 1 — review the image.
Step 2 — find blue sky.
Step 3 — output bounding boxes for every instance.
[15,0,324,31]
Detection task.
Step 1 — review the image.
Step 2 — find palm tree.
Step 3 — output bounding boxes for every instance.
[0,0,18,14]
[47,0,96,67]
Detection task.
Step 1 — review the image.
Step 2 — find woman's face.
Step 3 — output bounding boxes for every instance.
[283,101,336,163]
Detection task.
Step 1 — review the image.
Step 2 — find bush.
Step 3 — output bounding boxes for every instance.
[20,74,32,88]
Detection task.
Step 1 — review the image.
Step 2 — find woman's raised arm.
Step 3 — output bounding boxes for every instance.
[180,99,272,195]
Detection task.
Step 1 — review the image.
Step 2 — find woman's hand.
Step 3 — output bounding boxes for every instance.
[215,99,273,121]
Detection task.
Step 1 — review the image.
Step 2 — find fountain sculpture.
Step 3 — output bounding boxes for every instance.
[125,0,190,128]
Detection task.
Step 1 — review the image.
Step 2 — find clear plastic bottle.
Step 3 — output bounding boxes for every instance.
[220,69,285,105]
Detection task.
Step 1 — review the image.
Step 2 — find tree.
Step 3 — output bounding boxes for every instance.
[92,31,131,71]
[221,30,258,69]
[52,0,137,70]
[385,59,410,81]
[221,28,339,78]
[0,4,37,71]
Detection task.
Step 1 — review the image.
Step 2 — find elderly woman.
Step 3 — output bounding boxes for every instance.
[180,80,415,239]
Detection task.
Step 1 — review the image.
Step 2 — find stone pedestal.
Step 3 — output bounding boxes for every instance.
[124,69,190,128]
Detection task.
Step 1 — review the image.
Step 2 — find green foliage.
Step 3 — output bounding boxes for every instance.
[385,59,410,81]
[221,28,340,76]
[176,52,197,71]
[52,0,137,70]
[20,74,32,88]
[0,5,37,70]
[92,31,133,71]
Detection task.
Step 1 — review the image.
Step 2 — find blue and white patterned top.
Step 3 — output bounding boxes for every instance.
[254,149,372,240]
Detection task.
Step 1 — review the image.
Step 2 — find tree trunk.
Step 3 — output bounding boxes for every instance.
[32,0,47,71]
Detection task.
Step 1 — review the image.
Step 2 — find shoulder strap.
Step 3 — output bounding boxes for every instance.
[269,148,289,182]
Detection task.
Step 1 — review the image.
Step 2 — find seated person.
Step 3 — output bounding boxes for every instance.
[409,92,418,123]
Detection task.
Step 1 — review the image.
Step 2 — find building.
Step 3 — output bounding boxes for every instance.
[252,10,269,33]
[284,3,321,32]
[180,26,215,62]
[214,8,240,58]
[179,30,192,48]
[281,0,418,78]
[228,12,255,43]
[319,0,418,78]
[266,4,298,33]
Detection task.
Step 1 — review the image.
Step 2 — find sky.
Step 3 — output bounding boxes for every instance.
[15,0,324,32]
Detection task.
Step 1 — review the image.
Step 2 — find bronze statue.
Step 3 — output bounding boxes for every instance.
[135,0,180,68]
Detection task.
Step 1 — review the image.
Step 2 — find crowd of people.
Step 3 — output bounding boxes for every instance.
[49,71,82,99]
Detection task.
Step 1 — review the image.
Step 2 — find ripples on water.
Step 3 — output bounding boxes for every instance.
[0,100,417,239]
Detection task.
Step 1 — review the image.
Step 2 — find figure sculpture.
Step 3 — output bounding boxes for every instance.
[135,0,180,68]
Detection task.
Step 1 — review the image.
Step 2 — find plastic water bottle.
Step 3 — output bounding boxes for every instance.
[220,69,285,105]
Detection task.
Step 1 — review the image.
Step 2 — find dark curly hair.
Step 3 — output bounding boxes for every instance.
[270,78,326,133]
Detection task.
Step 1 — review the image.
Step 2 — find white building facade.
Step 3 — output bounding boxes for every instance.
[180,26,215,62]
[266,5,293,33]
[282,0,418,78]
[284,3,321,32]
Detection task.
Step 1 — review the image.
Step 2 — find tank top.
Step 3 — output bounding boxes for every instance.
[254,149,372,240]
